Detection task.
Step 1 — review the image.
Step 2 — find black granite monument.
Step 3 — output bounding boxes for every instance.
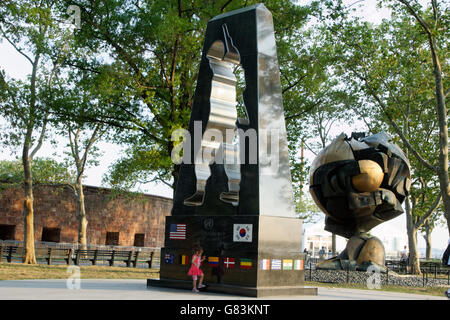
[147,4,317,297]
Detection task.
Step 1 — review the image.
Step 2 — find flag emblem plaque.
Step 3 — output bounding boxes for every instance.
[169,224,186,240]
[233,224,252,242]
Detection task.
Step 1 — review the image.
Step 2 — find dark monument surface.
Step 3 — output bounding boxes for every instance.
[147,4,317,297]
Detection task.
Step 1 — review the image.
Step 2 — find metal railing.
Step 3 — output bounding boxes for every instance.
[305,260,449,287]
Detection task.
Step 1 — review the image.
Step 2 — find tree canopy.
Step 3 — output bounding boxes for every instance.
[0,158,72,185]
[0,0,448,263]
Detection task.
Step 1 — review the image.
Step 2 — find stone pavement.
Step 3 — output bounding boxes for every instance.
[0,279,447,300]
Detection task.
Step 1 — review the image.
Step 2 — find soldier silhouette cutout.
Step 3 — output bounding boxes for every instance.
[183,24,248,207]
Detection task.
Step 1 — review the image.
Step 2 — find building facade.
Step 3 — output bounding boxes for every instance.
[0,184,172,248]
[303,219,347,257]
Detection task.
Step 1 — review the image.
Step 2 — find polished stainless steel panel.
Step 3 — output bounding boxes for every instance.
[173,3,296,218]
[185,24,242,206]
[256,6,295,217]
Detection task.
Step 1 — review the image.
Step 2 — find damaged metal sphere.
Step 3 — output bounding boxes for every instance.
[309,132,411,239]
[351,160,384,193]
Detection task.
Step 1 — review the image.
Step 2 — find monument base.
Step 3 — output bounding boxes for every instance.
[147,278,317,298]
[147,214,317,297]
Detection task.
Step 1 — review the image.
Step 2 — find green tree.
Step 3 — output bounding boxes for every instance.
[49,67,108,247]
[420,207,443,260]
[65,122,104,248]
[282,17,360,253]
[394,0,449,240]
[295,194,322,224]
[0,158,73,185]
[52,0,316,197]
[319,0,448,273]
[0,1,72,263]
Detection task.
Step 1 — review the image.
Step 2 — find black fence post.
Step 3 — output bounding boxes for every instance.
[346,267,349,283]
[92,249,98,266]
[7,246,13,263]
[110,250,116,266]
[133,251,140,268]
[48,248,53,265]
[422,271,425,287]
[148,251,154,269]
[75,249,81,265]
[309,262,312,281]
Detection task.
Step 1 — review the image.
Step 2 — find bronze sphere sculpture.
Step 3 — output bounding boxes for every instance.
[309,132,411,271]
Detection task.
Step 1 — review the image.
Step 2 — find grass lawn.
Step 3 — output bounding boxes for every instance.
[305,280,449,297]
[0,262,159,280]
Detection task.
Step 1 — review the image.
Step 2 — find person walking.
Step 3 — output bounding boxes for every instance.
[318,247,326,261]
[327,249,333,259]
[188,246,206,293]
[400,246,408,262]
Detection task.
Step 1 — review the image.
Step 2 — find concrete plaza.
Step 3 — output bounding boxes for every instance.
[0,279,446,300]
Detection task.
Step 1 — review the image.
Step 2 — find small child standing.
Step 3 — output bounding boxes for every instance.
[188,246,205,292]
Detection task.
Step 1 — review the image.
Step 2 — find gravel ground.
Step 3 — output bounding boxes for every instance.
[307,269,450,287]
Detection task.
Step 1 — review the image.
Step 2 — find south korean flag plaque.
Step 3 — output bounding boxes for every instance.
[233,224,252,242]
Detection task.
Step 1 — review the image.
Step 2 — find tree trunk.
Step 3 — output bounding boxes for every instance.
[21,48,41,265]
[172,163,180,197]
[440,175,450,236]
[76,179,88,250]
[423,224,432,260]
[332,233,336,255]
[408,228,421,275]
[22,142,36,264]
[429,29,450,237]
[405,197,421,274]
[398,0,449,236]
[168,135,180,197]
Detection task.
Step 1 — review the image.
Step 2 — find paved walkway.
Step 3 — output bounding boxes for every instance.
[0,279,447,300]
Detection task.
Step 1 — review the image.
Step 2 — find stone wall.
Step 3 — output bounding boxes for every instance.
[0,184,173,247]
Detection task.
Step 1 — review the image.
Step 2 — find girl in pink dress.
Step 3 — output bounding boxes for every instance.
[188,246,205,292]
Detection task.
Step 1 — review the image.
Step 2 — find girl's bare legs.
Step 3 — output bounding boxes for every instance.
[198,274,204,288]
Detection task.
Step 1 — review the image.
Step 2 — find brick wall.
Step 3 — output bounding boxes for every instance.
[0,184,173,247]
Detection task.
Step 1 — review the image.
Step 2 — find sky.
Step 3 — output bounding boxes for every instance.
[0,0,448,249]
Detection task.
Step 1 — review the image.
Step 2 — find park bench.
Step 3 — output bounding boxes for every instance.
[45,248,73,265]
[72,249,129,266]
[0,244,8,262]
[0,245,12,262]
[72,249,98,265]
[0,244,156,269]
[108,250,133,266]
[132,251,154,268]
[0,245,22,263]
[35,247,50,263]
[90,249,114,265]
[386,259,407,273]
